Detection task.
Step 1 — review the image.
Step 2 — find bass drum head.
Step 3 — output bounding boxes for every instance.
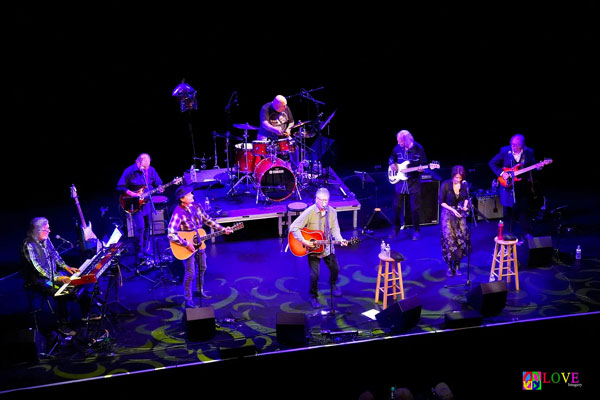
[254,158,296,201]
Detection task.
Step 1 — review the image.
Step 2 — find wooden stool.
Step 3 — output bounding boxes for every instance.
[287,201,308,227]
[375,253,404,309]
[489,236,520,291]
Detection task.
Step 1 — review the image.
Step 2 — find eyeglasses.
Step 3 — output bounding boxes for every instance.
[40,228,51,233]
[316,197,329,203]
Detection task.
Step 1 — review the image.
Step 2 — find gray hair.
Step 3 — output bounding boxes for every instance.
[28,217,49,239]
[315,187,330,199]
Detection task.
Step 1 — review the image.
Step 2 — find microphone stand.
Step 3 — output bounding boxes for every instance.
[464,183,474,286]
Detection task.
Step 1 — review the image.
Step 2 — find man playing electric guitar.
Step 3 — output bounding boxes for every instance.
[116,153,163,262]
[489,133,549,243]
[289,188,348,309]
[167,185,233,309]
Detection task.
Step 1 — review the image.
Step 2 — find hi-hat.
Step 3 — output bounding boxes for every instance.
[294,128,317,139]
[233,123,259,130]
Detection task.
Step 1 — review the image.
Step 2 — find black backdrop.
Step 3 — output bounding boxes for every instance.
[4,3,597,213]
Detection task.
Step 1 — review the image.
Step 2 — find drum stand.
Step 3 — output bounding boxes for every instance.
[228,130,256,197]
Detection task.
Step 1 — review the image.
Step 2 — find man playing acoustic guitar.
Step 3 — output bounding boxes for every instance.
[289,188,348,309]
[167,185,233,309]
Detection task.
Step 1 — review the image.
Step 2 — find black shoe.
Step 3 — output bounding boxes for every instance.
[332,286,342,297]
[455,267,462,276]
[412,231,420,241]
[388,230,399,239]
[81,314,102,322]
[58,326,77,336]
[446,267,454,277]
[310,297,321,308]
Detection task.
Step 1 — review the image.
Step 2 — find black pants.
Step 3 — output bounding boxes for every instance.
[308,253,339,298]
[393,191,421,231]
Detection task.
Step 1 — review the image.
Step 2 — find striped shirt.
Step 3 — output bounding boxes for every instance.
[167,202,225,246]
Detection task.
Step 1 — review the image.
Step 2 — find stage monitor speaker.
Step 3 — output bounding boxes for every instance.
[185,306,216,341]
[467,281,507,317]
[0,328,45,367]
[376,296,422,332]
[276,312,308,347]
[527,236,553,267]
[444,311,483,329]
[476,194,503,220]
[404,180,439,226]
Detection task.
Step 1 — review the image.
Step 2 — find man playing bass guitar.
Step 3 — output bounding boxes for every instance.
[289,188,348,309]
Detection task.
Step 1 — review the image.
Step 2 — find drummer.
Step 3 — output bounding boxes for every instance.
[257,95,298,166]
[257,94,294,141]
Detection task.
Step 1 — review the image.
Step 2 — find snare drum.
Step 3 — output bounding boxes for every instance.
[254,158,296,201]
[235,143,259,173]
[276,137,296,153]
[252,140,270,157]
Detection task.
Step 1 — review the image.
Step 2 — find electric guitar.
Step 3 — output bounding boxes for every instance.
[70,184,101,252]
[388,161,440,184]
[497,159,553,188]
[288,228,360,257]
[120,176,183,214]
[170,222,244,260]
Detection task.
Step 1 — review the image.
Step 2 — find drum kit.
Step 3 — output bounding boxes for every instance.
[213,121,325,203]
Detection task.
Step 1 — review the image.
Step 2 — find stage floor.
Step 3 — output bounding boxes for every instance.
[0,173,599,397]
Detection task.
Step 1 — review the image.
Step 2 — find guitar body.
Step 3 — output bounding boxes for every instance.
[498,165,522,187]
[388,160,411,184]
[120,194,144,215]
[288,228,326,257]
[388,161,440,184]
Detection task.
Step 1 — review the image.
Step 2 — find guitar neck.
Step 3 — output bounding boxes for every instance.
[514,161,544,176]
[74,199,87,229]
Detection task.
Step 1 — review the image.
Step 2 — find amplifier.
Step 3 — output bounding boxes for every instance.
[404,180,439,226]
[476,194,503,220]
[126,208,168,237]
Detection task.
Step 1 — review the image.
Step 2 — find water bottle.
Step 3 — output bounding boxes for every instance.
[576,245,581,262]
[204,196,210,211]
[385,243,391,258]
[190,165,197,182]
[497,220,504,240]
[380,241,386,256]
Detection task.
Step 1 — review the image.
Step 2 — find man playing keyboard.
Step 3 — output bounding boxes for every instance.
[21,217,96,336]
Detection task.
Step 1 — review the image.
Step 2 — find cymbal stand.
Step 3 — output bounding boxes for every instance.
[227,130,255,196]
[212,134,219,168]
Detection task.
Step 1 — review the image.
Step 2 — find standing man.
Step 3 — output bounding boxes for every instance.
[489,133,537,243]
[167,186,232,308]
[289,188,348,308]
[388,130,428,240]
[117,153,163,263]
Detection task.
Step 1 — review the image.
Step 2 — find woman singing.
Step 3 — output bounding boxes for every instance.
[439,165,471,276]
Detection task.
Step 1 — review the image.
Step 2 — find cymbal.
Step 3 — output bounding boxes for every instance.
[290,120,310,129]
[212,131,242,141]
[294,130,317,139]
[233,123,259,130]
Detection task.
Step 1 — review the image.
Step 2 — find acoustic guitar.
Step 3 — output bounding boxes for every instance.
[288,228,360,257]
[388,161,440,184]
[170,222,244,260]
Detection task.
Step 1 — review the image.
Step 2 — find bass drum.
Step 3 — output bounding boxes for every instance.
[254,158,296,201]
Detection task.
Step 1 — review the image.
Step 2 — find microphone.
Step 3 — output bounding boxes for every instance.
[55,235,73,246]
[462,180,469,186]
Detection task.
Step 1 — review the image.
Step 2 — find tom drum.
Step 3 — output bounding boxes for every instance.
[235,143,259,173]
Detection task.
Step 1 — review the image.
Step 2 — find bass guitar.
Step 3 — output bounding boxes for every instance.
[388,161,440,184]
[70,184,101,252]
[120,176,183,214]
[288,228,360,257]
[170,222,244,260]
[497,159,553,188]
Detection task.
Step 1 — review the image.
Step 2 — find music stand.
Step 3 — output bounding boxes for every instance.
[355,171,392,234]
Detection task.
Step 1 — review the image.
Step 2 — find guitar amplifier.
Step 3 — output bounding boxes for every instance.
[404,180,440,226]
[476,193,503,220]
[126,208,168,237]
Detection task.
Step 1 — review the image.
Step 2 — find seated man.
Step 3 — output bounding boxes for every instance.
[21,217,94,335]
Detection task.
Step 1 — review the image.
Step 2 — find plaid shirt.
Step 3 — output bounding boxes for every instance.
[22,238,68,286]
[167,202,224,246]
